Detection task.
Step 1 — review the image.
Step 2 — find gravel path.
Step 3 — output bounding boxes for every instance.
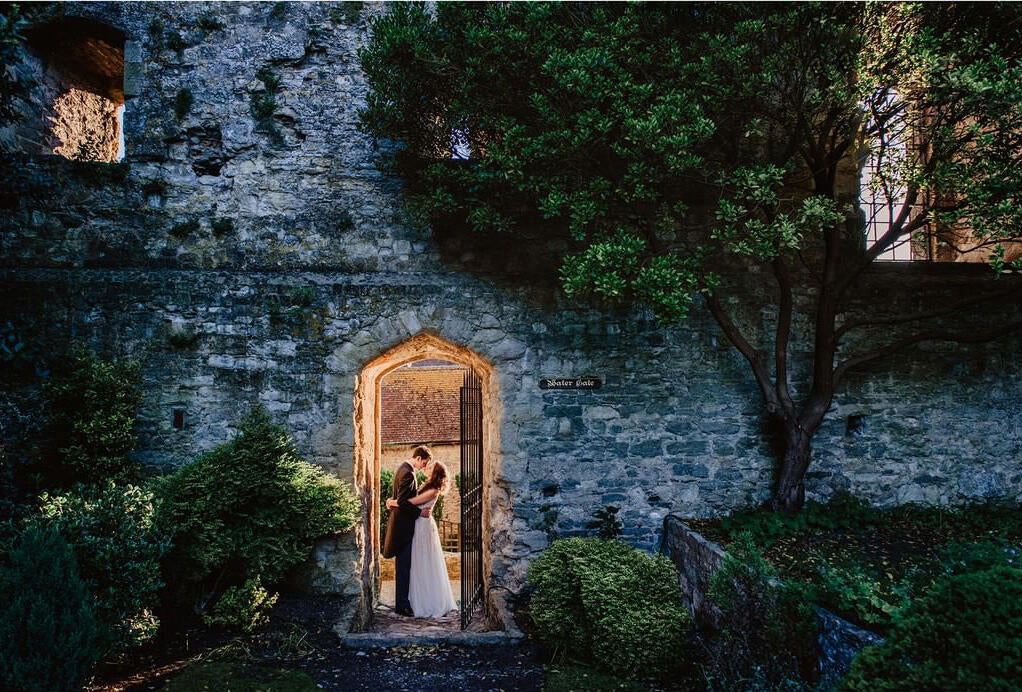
[91,594,546,692]
[295,642,545,692]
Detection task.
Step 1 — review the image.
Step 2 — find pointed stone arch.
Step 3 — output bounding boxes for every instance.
[349,331,503,631]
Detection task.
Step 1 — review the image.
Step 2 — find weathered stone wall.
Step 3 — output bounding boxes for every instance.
[660,517,884,690]
[2,2,1021,602]
[660,516,725,624]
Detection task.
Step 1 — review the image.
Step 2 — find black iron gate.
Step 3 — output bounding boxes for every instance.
[459,368,484,629]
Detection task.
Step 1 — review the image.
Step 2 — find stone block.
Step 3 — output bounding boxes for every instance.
[673,463,710,478]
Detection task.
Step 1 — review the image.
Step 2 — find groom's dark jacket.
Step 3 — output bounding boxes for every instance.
[381,461,421,558]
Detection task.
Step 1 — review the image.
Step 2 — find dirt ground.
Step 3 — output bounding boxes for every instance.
[90,593,546,692]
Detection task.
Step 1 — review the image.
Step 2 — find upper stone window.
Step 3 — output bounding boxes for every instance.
[11,17,126,162]
[859,89,922,261]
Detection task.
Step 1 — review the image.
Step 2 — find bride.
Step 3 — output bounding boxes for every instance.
[386,461,458,617]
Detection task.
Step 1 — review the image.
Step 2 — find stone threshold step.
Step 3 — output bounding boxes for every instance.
[335,630,524,648]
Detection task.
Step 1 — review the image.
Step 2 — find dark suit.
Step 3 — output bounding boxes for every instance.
[381,461,420,611]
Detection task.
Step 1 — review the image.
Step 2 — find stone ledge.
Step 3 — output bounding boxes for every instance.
[336,630,524,648]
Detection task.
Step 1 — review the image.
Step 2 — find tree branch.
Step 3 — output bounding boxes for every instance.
[833,320,1022,389]
[704,292,781,414]
[835,286,1022,339]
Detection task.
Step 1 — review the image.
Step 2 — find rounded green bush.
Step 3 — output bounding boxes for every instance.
[0,526,104,692]
[842,565,1022,691]
[155,405,359,629]
[527,537,692,679]
[34,481,169,652]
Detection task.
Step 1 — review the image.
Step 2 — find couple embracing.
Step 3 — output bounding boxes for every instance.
[381,446,458,617]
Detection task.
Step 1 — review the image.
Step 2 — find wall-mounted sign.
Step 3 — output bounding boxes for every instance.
[539,377,603,390]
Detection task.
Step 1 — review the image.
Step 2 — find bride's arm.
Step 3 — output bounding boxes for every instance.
[387,487,437,510]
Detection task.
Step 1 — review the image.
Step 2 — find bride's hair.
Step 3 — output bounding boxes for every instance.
[420,462,448,494]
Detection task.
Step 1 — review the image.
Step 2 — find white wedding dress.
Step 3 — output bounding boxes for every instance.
[408,498,458,617]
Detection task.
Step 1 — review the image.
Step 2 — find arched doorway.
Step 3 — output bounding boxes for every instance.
[350,333,500,633]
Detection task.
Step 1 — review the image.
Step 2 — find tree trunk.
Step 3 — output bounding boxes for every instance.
[770,427,812,514]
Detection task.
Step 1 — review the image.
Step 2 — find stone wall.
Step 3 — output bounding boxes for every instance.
[2,1,1022,604]
[659,515,725,625]
[660,517,884,690]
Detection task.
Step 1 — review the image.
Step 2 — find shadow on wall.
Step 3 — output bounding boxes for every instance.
[2,16,125,162]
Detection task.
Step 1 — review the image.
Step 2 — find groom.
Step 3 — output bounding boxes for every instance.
[381,445,432,616]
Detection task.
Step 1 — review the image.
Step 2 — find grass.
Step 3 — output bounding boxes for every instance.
[162,661,317,692]
[544,664,650,692]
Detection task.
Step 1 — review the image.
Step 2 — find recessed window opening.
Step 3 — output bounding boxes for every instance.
[19,17,126,162]
[859,88,919,261]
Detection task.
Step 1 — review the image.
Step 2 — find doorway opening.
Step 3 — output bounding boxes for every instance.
[350,333,501,635]
[377,359,465,620]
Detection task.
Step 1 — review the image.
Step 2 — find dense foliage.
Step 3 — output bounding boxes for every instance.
[380,468,394,543]
[41,348,143,487]
[201,576,278,634]
[0,526,104,692]
[0,4,33,138]
[360,1,1022,512]
[33,481,168,652]
[587,505,623,539]
[527,537,691,679]
[154,406,358,630]
[842,566,1022,691]
[704,532,818,690]
[697,495,1022,632]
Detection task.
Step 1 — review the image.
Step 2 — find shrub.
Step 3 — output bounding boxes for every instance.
[196,13,225,32]
[842,566,1022,691]
[328,2,363,25]
[170,220,200,238]
[42,348,142,486]
[154,406,358,628]
[802,557,912,633]
[380,468,394,543]
[940,538,1020,576]
[432,491,444,524]
[527,537,691,679]
[0,526,104,692]
[703,532,818,691]
[165,29,188,52]
[202,576,278,633]
[586,505,622,539]
[34,481,169,652]
[717,491,878,548]
[211,217,234,236]
[173,88,193,119]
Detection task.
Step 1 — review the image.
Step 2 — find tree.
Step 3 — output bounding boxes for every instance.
[0,3,34,139]
[358,3,1022,512]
